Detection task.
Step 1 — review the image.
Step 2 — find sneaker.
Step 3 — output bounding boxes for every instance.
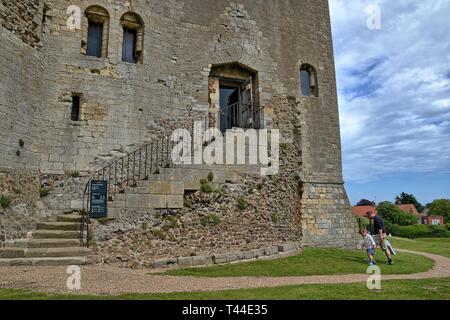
[372,260,377,265]
[368,261,375,266]
[388,259,394,265]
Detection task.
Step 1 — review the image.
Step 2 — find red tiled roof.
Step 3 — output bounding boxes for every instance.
[398,204,420,217]
[352,206,377,217]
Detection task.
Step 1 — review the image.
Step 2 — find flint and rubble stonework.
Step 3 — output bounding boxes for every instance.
[0,0,360,258]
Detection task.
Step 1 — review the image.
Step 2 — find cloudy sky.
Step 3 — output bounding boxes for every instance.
[328,0,450,205]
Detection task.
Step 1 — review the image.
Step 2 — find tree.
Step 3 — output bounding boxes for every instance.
[377,201,418,226]
[395,192,425,212]
[428,199,450,223]
[356,199,375,206]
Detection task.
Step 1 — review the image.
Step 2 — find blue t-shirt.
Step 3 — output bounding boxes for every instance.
[373,215,386,234]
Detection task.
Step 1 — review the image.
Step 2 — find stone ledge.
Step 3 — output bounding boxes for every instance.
[147,242,302,270]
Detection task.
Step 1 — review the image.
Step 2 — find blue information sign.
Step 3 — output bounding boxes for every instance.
[90,180,108,219]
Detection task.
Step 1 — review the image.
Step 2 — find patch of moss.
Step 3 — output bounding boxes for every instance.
[152,228,167,240]
[184,198,193,208]
[200,213,221,226]
[39,187,49,198]
[0,194,12,209]
[271,212,279,224]
[70,171,80,178]
[238,196,247,211]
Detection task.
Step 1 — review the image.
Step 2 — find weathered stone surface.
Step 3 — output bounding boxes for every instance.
[70,200,83,210]
[108,208,120,220]
[264,246,279,256]
[149,181,184,195]
[192,255,213,266]
[244,250,255,260]
[166,195,183,209]
[125,194,149,209]
[153,258,169,269]
[277,242,300,252]
[1,248,26,258]
[212,254,228,264]
[177,256,193,267]
[148,195,166,209]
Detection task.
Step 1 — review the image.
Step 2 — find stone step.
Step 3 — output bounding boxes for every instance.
[0,256,87,267]
[5,239,29,248]
[31,230,81,239]
[1,247,90,258]
[27,239,83,248]
[57,214,85,223]
[37,222,81,231]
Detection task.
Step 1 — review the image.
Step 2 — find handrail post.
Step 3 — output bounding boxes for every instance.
[166,135,170,167]
[144,144,148,178]
[138,147,142,180]
[150,142,153,175]
[121,157,124,190]
[155,140,159,172]
[114,162,117,195]
[133,150,136,185]
[127,155,130,186]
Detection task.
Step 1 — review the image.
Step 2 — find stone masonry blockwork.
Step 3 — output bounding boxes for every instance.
[0,0,360,252]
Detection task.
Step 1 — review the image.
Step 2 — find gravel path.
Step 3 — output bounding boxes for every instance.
[0,249,449,296]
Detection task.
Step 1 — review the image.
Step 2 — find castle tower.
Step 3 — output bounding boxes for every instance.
[0,0,360,253]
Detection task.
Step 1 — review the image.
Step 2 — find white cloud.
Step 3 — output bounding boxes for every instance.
[329,0,450,183]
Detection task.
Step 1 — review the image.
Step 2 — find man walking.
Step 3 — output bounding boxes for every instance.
[366,211,394,265]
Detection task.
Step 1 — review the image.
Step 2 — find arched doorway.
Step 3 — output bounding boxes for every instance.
[208,62,262,131]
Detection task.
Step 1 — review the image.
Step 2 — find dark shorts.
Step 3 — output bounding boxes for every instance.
[366,248,375,255]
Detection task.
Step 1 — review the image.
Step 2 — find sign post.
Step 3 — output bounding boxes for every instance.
[90,180,108,219]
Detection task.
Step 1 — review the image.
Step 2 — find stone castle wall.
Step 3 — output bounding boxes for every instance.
[0,0,360,249]
[0,0,48,172]
[1,0,338,174]
[0,0,45,48]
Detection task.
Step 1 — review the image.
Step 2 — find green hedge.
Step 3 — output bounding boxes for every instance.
[389,224,450,238]
[356,217,370,230]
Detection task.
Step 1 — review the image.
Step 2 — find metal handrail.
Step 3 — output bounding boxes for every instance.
[219,102,265,129]
[80,116,209,246]
[79,106,265,247]
[81,176,92,248]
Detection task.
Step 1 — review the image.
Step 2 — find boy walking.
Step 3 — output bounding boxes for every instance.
[360,229,377,266]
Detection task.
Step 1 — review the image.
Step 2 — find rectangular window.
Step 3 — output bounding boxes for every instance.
[87,22,103,58]
[122,28,137,63]
[71,96,80,121]
[300,70,311,96]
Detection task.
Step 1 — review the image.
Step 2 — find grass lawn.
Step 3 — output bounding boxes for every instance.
[162,248,433,277]
[1,277,449,300]
[392,237,450,258]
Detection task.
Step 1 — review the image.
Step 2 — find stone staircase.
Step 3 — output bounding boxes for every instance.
[93,129,268,217]
[0,213,90,266]
[107,164,261,217]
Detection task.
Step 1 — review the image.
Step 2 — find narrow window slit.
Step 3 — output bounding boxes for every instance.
[71,95,81,121]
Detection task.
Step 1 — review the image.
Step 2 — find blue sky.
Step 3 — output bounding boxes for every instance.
[328,0,450,205]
